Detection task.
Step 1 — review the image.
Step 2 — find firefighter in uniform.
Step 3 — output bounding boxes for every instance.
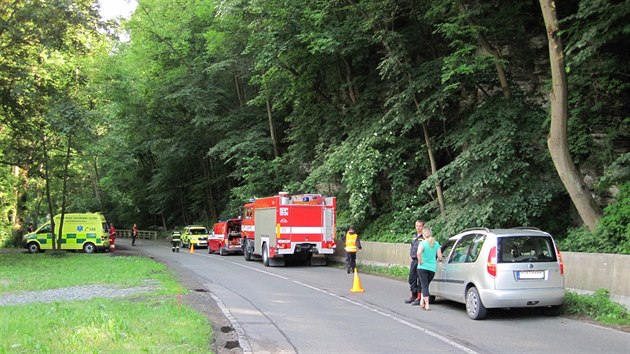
[405,220,425,305]
[171,231,182,253]
[343,226,362,274]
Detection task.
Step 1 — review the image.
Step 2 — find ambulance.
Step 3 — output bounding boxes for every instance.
[23,213,110,254]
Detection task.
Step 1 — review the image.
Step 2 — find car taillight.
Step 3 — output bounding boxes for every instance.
[557,248,564,275]
[487,246,497,277]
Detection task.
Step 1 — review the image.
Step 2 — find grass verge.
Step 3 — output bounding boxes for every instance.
[0,252,211,353]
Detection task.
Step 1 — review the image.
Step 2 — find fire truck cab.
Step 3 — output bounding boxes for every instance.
[209,218,243,256]
[241,192,336,266]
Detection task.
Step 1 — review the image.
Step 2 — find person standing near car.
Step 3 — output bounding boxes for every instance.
[405,220,425,305]
[417,227,443,311]
[131,223,138,246]
[343,226,362,274]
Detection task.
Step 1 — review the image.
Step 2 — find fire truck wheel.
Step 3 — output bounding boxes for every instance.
[262,243,270,267]
[244,242,253,261]
[219,245,227,256]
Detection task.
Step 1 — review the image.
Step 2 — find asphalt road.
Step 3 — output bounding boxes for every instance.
[120,238,630,354]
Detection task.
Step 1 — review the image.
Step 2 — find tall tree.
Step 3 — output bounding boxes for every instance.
[539,0,602,231]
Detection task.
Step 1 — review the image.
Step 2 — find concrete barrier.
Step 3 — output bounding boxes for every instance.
[332,240,630,298]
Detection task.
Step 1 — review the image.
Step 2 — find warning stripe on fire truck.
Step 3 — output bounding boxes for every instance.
[242,225,324,234]
[279,227,322,234]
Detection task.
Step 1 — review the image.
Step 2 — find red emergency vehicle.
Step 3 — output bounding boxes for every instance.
[241,192,336,266]
[208,218,243,256]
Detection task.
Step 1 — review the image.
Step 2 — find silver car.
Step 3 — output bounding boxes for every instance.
[430,227,565,320]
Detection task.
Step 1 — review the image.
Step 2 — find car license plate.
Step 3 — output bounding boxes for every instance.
[517,271,545,280]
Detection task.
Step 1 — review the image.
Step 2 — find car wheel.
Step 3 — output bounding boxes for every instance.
[466,287,487,320]
[262,243,269,267]
[219,245,227,256]
[27,242,40,254]
[543,305,562,316]
[83,243,96,254]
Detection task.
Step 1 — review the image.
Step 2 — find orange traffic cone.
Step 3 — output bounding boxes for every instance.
[350,268,364,293]
[189,242,194,253]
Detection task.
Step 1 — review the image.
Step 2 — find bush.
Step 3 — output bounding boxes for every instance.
[564,289,630,326]
[560,182,630,254]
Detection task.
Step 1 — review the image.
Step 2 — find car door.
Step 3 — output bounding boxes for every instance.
[440,233,486,301]
[432,238,456,298]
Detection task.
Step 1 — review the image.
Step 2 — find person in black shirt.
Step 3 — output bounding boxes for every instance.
[404,220,425,305]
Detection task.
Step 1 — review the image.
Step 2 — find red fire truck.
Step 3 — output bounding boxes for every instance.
[241,192,336,266]
[208,218,243,256]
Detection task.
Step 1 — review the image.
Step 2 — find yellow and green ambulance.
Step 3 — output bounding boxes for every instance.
[23,213,110,253]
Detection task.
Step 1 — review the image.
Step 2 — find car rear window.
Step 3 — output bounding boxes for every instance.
[498,236,557,263]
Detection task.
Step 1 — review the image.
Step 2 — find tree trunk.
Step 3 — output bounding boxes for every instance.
[539,0,601,231]
[57,135,72,250]
[234,74,244,108]
[422,123,445,214]
[266,97,279,158]
[457,1,511,99]
[42,134,56,250]
[202,156,217,221]
[342,57,358,105]
[160,211,167,233]
[11,166,22,232]
[411,90,446,214]
[91,157,102,208]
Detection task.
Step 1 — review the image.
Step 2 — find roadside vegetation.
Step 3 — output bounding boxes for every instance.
[0,253,211,353]
[348,262,630,329]
[1,1,627,256]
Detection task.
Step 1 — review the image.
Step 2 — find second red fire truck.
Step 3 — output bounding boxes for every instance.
[208,218,243,255]
[240,192,336,266]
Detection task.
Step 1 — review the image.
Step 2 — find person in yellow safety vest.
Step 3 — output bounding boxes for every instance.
[171,231,182,253]
[343,226,362,274]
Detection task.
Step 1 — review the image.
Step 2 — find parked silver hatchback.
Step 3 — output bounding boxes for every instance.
[429,227,565,320]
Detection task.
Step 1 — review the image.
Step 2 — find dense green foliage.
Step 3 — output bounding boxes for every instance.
[560,181,630,254]
[1,0,628,250]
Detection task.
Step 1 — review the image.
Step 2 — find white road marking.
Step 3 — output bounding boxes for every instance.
[294,280,479,354]
[208,291,253,354]
[170,245,476,353]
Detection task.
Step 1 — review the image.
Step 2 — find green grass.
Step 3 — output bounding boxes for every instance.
[0,252,212,353]
[564,289,630,327]
[0,252,180,294]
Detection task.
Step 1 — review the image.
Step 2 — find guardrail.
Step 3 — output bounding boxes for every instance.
[116,230,158,240]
